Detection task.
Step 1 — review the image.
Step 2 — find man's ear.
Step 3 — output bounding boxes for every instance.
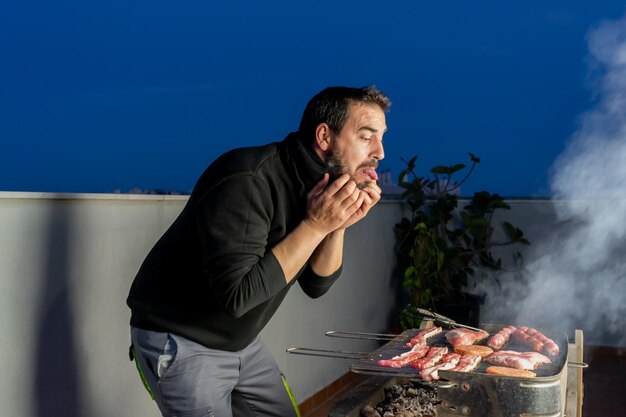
[313,123,333,153]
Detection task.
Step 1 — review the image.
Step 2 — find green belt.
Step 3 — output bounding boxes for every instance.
[281,373,302,417]
[129,345,155,400]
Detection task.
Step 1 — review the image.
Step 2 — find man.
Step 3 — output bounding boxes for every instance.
[127,86,390,417]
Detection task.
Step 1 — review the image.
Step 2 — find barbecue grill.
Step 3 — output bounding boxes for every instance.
[287,317,587,417]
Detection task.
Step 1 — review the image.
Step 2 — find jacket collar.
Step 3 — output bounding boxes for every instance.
[284,132,327,190]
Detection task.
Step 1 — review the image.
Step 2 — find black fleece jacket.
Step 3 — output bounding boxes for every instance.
[127,132,342,351]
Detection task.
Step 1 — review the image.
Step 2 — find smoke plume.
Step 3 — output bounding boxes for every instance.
[485,14,626,346]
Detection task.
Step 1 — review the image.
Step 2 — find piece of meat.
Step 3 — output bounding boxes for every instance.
[450,353,482,372]
[487,325,517,350]
[405,326,443,347]
[512,326,532,344]
[542,339,560,357]
[445,328,489,348]
[377,345,430,368]
[410,346,448,370]
[525,327,538,336]
[520,351,553,367]
[526,328,560,358]
[512,327,530,343]
[512,327,560,357]
[485,350,551,370]
[420,353,462,381]
[453,344,493,357]
[486,366,536,378]
[525,334,545,352]
[512,327,543,351]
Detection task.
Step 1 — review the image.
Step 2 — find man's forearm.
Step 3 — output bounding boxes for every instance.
[271,223,345,283]
[309,229,344,276]
[271,221,327,283]
[272,173,363,283]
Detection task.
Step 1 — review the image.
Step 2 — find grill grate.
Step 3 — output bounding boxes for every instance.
[350,324,569,380]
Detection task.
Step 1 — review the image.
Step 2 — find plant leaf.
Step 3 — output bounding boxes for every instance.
[431,164,466,175]
[468,153,481,163]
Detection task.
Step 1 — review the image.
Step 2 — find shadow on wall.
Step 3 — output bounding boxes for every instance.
[34,200,79,417]
[387,262,408,332]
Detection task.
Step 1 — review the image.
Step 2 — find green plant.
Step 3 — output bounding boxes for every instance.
[394,154,530,326]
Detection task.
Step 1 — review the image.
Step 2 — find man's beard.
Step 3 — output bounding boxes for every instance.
[326,150,378,190]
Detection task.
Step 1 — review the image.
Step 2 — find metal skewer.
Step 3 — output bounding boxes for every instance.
[325,330,400,341]
[285,347,370,360]
[412,307,485,332]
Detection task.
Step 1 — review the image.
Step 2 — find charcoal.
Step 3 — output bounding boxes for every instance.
[367,379,438,417]
[360,405,382,417]
[385,384,404,398]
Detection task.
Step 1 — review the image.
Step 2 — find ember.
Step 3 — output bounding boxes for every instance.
[360,380,438,417]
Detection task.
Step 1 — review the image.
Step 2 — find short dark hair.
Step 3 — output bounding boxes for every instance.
[298,86,391,143]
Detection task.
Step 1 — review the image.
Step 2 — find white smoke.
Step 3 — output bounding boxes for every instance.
[485,14,626,346]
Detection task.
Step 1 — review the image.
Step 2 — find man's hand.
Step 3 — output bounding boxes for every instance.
[303,173,365,235]
[338,180,382,230]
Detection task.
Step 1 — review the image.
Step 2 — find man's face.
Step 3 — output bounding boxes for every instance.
[326,103,387,189]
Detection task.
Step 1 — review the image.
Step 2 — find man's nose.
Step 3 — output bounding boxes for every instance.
[372,140,385,161]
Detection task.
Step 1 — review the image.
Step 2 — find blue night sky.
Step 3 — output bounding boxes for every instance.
[2,1,625,196]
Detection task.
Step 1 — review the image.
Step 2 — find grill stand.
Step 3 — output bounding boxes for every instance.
[565,329,584,417]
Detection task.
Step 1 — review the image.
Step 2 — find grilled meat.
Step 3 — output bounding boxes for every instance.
[445,328,489,348]
[487,325,517,350]
[377,344,430,368]
[486,366,536,378]
[420,352,462,381]
[485,350,551,370]
[453,344,493,357]
[527,328,560,357]
[405,326,443,348]
[512,327,544,352]
[450,353,482,372]
[411,346,449,370]
[512,327,560,358]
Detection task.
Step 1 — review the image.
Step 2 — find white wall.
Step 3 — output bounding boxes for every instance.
[1,192,622,417]
[0,192,402,417]
[0,192,187,417]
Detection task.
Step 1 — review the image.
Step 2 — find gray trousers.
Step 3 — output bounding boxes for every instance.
[131,327,299,417]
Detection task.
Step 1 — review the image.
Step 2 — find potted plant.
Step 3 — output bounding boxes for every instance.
[394,154,530,329]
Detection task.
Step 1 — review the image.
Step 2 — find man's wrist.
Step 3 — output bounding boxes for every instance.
[301,218,329,240]
[326,228,345,239]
